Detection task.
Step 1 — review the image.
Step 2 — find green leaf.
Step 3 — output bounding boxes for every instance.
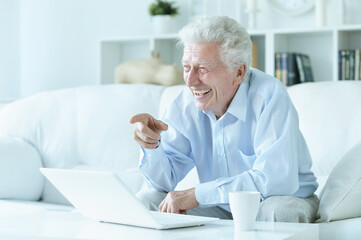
[148,0,179,16]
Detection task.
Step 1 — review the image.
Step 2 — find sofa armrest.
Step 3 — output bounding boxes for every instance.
[0,135,44,200]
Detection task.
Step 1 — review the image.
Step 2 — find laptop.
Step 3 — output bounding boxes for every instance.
[40,168,219,229]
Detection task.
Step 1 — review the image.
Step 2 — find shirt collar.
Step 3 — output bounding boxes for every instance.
[201,109,217,121]
[227,76,249,122]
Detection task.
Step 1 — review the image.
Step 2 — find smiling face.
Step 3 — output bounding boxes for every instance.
[182,43,245,119]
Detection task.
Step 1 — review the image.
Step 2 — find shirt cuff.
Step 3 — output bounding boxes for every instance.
[141,142,165,165]
[195,181,222,207]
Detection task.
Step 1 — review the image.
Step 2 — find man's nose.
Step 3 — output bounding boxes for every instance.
[185,68,200,86]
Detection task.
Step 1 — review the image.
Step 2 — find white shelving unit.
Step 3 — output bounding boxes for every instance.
[99,34,182,84]
[99,25,361,84]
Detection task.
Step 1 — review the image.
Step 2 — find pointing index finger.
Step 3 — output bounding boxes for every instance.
[129,113,149,124]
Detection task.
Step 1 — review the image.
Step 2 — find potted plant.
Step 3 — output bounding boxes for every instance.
[149,0,179,34]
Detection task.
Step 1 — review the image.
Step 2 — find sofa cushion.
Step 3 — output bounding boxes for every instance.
[316,141,361,222]
[287,81,361,193]
[158,84,185,117]
[0,84,165,204]
[0,135,44,200]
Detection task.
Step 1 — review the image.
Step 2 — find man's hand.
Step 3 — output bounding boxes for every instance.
[130,113,168,149]
[158,188,199,215]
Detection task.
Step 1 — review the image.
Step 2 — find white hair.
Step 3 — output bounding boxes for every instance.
[178,16,252,80]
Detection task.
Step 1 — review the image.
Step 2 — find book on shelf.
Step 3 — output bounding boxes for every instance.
[356,49,360,81]
[338,49,361,80]
[275,53,281,81]
[281,53,288,85]
[297,53,314,83]
[251,42,258,69]
[274,52,313,86]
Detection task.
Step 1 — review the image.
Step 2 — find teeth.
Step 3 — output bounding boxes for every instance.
[193,89,211,96]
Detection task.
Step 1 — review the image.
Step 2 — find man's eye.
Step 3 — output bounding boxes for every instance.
[199,67,209,74]
[183,65,191,72]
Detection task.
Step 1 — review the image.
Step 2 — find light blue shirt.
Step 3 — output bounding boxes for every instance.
[140,68,318,212]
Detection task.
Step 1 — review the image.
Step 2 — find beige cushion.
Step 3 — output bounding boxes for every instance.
[316,141,361,222]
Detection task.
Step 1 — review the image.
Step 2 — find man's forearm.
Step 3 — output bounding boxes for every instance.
[140,145,177,192]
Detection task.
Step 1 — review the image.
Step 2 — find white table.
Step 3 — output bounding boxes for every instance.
[0,200,318,240]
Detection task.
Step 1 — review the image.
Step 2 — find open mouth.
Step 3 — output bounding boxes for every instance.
[192,89,212,96]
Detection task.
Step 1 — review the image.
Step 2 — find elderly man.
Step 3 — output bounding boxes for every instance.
[130,16,319,222]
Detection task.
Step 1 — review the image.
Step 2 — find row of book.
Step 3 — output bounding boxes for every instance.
[338,49,361,80]
[275,52,314,86]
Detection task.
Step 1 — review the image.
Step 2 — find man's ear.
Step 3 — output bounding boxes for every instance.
[233,64,246,85]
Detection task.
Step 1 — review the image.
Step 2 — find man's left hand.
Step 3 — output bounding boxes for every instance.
[158,188,199,214]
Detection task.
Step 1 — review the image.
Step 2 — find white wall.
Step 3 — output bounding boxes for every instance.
[0,0,20,100]
[19,0,183,97]
[1,0,361,99]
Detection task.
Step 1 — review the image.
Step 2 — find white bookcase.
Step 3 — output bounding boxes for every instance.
[99,25,361,84]
[99,34,182,84]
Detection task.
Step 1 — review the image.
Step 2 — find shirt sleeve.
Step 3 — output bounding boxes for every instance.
[139,101,195,193]
[195,86,302,207]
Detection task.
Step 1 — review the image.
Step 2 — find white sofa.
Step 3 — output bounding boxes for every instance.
[0,81,361,240]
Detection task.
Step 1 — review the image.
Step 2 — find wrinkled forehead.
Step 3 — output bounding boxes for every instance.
[182,43,221,65]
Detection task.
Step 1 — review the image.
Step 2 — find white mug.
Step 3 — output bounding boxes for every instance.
[229,191,260,231]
